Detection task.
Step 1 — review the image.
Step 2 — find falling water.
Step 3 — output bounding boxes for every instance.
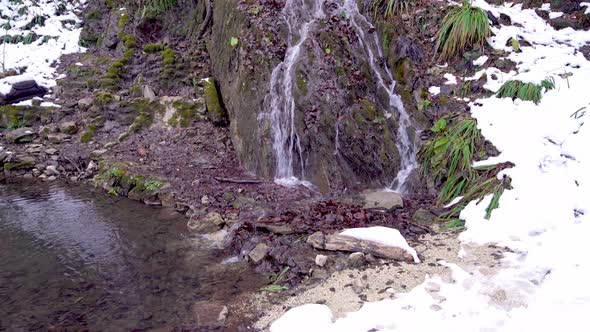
[342,0,417,192]
[267,0,325,186]
[267,0,416,191]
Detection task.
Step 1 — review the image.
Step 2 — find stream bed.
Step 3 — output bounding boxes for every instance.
[0,182,264,331]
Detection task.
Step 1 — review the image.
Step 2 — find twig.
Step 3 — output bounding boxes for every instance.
[62,154,84,176]
[214,176,264,184]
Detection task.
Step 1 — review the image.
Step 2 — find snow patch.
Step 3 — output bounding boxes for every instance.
[473,55,489,66]
[428,86,441,95]
[443,73,457,85]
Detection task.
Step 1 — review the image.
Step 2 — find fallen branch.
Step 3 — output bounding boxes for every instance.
[214,176,264,184]
[197,0,212,39]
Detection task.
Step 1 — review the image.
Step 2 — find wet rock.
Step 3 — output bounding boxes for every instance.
[45,165,59,176]
[315,254,328,267]
[248,243,270,263]
[158,191,175,207]
[0,80,47,105]
[187,212,225,233]
[5,127,36,144]
[256,223,296,235]
[362,190,403,211]
[412,208,436,225]
[192,301,228,328]
[78,97,93,110]
[498,13,511,25]
[550,0,580,14]
[59,121,78,135]
[549,18,578,30]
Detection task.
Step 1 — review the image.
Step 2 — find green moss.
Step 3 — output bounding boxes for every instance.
[0,105,42,129]
[203,79,225,124]
[296,71,307,95]
[81,124,97,143]
[117,12,129,30]
[360,98,377,120]
[162,48,177,65]
[86,8,102,21]
[143,43,165,53]
[170,100,200,127]
[94,92,114,106]
[4,161,33,171]
[120,34,137,49]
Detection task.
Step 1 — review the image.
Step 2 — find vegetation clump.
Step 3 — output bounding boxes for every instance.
[495,77,555,104]
[371,0,411,17]
[143,43,165,53]
[434,1,490,60]
[419,116,510,222]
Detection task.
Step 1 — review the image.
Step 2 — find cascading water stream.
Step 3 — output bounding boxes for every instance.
[341,0,417,192]
[266,0,416,191]
[267,0,325,186]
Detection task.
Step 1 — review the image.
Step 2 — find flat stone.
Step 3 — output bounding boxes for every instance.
[143,85,157,101]
[361,190,403,211]
[45,148,58,155]
[5,127,35,144]
[248,243,270,263]
[412,208,436,224]
[256,223,296,235]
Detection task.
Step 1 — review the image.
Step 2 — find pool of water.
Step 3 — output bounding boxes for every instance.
[0,182,263,331]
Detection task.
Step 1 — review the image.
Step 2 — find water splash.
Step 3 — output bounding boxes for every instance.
[342,0,417,192]
[267,0,325,185]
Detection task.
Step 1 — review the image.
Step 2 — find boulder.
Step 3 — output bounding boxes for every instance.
[361,190,403,211]
[5,127,36,144]
[248,243,270,263]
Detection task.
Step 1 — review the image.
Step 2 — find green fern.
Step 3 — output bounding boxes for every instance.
[434,1,490,60]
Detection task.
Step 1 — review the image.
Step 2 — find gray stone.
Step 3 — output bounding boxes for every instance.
[186,212,225,233]
[315,254,328,267]
[248,243,270,263]
[256,223,296,235]
[362,190,403,211]
[5,127,35,144]
[311,268,330,280]
[78,97,93,110]
[47,175,57,181]
[89,149,107,160]
[143,85,157,101]
[45,165,59,176]
[59,121,78,135]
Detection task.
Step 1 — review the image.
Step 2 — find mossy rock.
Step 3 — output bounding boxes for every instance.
[202,79,227,126]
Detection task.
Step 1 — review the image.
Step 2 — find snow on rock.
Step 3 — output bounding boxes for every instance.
[473,55,489,66]
[0,0,86,94]
[340,227,420,263]
[271,1,590,331]
[270,304,333,332]
[443,73,457,85]
[428,86,440,95]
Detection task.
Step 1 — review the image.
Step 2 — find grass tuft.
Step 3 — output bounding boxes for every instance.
[496,77,555,104]
[371,0,413,17]
[434,1,490,61]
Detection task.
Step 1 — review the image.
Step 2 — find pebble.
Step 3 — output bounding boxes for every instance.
[315,254,328,267]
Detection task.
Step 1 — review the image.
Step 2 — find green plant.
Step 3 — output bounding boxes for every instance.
[434,1,490,61]
[144,179,163,191]
[371,0,411,17]
[139,0,178,17]
[496,77,555,104]
[143,43,164,53]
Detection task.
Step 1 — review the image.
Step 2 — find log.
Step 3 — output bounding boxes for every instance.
[307,231,414,262]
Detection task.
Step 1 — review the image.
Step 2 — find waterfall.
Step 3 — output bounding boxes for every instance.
[342,0,417,193]
[266,0,325,186]
[266,0,416,191]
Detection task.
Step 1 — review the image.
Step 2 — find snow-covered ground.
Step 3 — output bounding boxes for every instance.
[271,1,590,331]
[0,0,86,95]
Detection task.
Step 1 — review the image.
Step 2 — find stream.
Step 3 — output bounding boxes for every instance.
[0,182,264,331]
